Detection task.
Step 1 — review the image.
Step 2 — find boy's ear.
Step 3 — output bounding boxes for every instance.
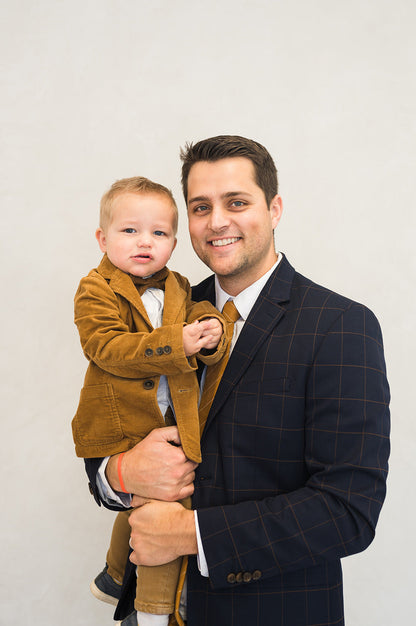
[172,237,177,252]
[95,228,107,253]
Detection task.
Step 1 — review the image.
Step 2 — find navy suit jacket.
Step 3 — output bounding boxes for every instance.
[85,255,390,626]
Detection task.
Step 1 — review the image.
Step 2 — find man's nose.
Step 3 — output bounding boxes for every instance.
[208,207,230,231]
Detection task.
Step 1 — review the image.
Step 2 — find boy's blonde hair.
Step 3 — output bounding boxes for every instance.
[100,176,178,233]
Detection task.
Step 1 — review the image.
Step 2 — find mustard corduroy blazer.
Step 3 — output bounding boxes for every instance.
[72,255,227,462]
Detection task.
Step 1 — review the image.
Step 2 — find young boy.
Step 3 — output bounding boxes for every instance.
[72,177,229,626]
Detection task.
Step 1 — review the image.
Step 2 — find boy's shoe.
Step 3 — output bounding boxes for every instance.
[90,564,122,606]
[116,612,137,625]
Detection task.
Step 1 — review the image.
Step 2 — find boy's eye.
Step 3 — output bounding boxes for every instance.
[124,228,136,233]
[154,230,165,236]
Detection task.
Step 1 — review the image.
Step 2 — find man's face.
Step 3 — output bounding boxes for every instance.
[187,157,282,295]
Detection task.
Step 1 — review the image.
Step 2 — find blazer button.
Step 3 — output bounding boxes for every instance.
[156,347,164,355]
[143,380,155,390]
[226,573,236,584]
[163,345,172,354]
[252,570,262,581]
[235,572,243,583]
[243,572,252,583]
[145,348,153,357]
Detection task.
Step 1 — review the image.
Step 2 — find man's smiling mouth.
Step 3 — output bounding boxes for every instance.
[210,237,240,247]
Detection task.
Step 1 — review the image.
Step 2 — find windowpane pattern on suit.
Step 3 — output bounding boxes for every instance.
[198,300,240,431]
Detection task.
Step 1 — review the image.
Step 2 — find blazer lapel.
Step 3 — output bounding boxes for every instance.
[162,271,188,325]
[98,254,154,327]
[203,256,295,432]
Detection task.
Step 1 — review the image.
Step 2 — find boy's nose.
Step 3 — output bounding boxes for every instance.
[137,234,151,247]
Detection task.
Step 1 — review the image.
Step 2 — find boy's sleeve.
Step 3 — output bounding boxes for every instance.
[75,273,197,378]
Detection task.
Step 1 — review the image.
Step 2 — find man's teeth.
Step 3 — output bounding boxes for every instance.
[211,237,239,247]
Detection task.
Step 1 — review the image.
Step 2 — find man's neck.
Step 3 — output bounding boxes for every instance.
[216,255,279,297]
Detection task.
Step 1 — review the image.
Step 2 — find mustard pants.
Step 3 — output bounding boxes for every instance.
[106,501,190,618]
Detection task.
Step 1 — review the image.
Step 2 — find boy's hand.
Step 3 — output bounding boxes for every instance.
[199,317,223,350]
[183,318,223,356]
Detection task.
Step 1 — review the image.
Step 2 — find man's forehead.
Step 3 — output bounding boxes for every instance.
[187,157,257,193]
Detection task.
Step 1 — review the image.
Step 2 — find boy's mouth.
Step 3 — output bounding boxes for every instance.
[132,254,152,260]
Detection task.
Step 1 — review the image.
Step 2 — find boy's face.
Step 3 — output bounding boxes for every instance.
[96,192,177,277]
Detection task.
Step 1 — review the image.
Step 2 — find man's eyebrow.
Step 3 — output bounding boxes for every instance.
[188,191,251,204]
[222,191,251,199]
[188,195,210,205]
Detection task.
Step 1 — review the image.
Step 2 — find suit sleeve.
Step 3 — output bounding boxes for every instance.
[197,303,390,589]
[75,273,196,378]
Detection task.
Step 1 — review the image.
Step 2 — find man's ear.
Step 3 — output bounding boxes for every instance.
[270,195,283,229]
[95,228,107,253]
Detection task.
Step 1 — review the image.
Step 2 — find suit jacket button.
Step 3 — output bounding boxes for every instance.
[143,380,155,390]
[145,348,153,357]
[243,572,252,583]
[227,573,236,584]
[156,347,164,355]
[252,570,262,581]
[163,345,172,354]
[236,572,243,583]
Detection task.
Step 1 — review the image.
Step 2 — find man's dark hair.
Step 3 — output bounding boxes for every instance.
[180,135,278,205]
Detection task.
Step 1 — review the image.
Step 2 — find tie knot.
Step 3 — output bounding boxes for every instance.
[222,299,240,323]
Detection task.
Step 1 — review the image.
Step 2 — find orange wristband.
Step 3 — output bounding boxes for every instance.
[117,452,128,494]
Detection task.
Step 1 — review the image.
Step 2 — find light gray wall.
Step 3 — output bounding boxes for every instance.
[1,1,414,624]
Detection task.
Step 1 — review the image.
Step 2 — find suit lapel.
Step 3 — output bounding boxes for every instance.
[202,256,295,433]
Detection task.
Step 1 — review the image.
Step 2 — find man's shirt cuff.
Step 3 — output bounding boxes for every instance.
[194,510,209,577]
[97,456,132,508]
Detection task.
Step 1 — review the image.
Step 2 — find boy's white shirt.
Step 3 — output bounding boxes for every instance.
[97,254,282,580]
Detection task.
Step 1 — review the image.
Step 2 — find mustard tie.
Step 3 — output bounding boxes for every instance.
[198,300,240,432]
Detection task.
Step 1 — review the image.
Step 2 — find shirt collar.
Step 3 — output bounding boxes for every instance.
[215,252,282,319]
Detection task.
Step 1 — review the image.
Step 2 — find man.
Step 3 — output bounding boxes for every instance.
[86,136,390,626]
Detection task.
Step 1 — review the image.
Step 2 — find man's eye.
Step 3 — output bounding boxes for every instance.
[231,201,245,208]
[194,205,209,213]
[154,230,165,236]
[124,228,136,233]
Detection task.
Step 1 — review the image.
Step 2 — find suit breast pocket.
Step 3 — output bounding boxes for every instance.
[73,383,123,446]
[231,374,293,429]
[231,372,306,450]
[241,375,292,395]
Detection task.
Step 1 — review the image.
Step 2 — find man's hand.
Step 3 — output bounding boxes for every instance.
[129,500,197,566]
[183,318,222,356]
[105,427,197,500]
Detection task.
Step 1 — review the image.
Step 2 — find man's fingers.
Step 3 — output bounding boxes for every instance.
[153,425,181,446]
